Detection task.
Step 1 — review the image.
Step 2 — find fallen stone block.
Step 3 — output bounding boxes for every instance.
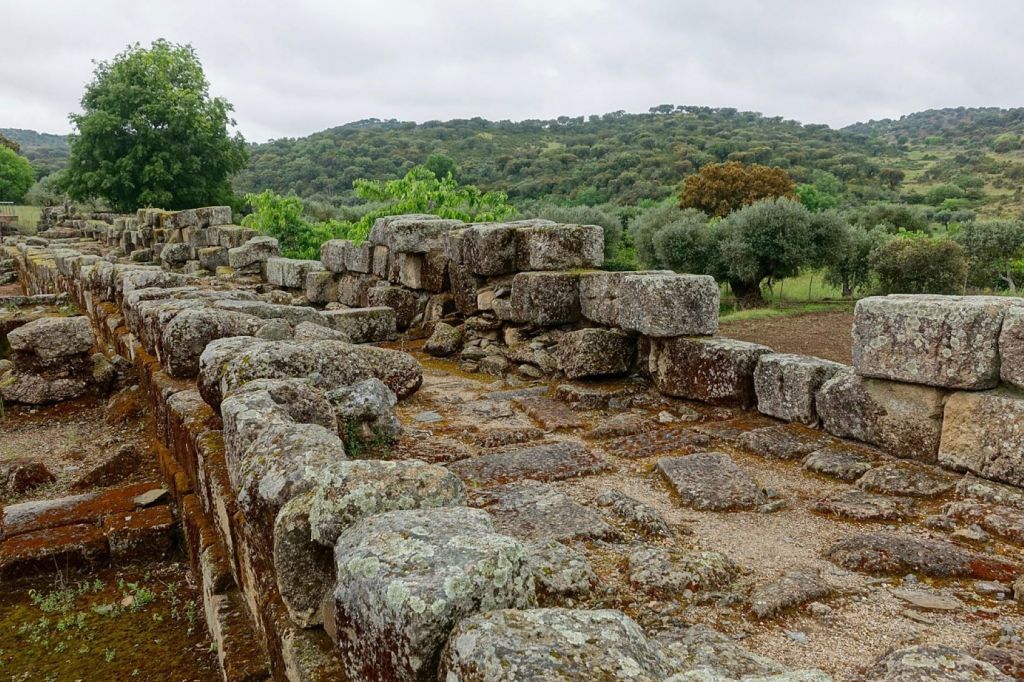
[227,236,280,271]
[852,295,1021,389]
[816,369,947,462]
[322,307,397,343]
[325,507,536,681]
[325,378,401,452]
[2,482,164,538]
[160,306,265,377]
[629,546,737,596]
[0,523,108,580]
[7,315,94,360]
[103,505,175,562]
[555,328,636,379]
[748,569,832,619]
[649,337,772,407]
[438,608,672,681]
[595,489,672,537]
[754,353,846,425]
[938,389,1024,487]
[424,322,463,357]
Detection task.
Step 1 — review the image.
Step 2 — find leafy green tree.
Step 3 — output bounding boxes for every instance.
[715,198,831,305]
[64,40,248,211]
[795,184,838,212]
[869,234,967,295]
[424,154,458,181]
[634,203,706,267]
[0,133,20,153]
[849,203,930,233]
[953,220,1024,293]
[0,147,35,202]
[825,225,888,297]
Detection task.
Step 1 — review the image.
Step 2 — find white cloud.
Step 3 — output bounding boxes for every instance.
[1,0,1021,141]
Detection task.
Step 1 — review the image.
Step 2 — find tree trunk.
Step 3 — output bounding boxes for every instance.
[731,280,765,308]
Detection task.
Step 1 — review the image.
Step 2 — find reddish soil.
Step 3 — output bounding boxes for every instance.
[0,283,24,296]
[720,311,855,364]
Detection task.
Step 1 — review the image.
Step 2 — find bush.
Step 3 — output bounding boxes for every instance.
[679,161,795,217]
[0,146,35,202]
[869,235,967,295]
[825,225,888,297]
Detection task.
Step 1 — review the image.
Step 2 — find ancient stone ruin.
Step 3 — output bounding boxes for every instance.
[2,206,1023,681]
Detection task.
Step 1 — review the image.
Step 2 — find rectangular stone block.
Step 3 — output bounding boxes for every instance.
[999,306,1024,390]
[510,272,581,326]
[305,270,341,304]
[514,224,604,271]
[853,295,1022,389]
[371,245,390,278]
[374,216,463,253]
[344,242,372,273]
[939,389,1024,486]
[755,353,846,425]
[322,307,397,343]
[198,246,229,271]
[555,328,636,379]
[463,223,518,275]
[816,368,948,462]
[649,337,771,407]
[337,274,376,307]
[265,257,323,289]
[616,273,719,337]
[578,270,672,327]
[320,239,358,274]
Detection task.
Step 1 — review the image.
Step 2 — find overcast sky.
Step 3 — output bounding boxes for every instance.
[3,0,1022,142]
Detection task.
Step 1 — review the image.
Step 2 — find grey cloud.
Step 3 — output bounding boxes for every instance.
[1,0,1021,142]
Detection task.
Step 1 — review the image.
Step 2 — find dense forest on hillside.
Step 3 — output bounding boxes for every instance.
[7,106,1024,216]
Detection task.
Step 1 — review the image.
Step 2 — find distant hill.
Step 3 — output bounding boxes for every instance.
[8,106,1024,216]
[0,128,70,178]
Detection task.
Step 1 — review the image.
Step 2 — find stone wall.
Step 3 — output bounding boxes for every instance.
[6,207,1023,681]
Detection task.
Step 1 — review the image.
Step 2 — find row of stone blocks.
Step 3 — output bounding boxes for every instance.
[746,295,1024,488]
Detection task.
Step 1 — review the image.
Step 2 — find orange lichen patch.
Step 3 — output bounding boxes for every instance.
[1,481,164,538]
[103,505,175,562]
[0,523,108,580]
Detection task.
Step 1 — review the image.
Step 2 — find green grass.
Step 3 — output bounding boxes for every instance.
[3,205,42,233]
[719,301,853,323]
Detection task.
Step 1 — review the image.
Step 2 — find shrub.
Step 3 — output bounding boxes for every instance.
[679,161,795,217]
[869,235,967,295]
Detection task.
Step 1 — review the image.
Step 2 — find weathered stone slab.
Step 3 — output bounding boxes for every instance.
[325,507,535,681]
[595,489,672,537]
[0,523,108,579]
[578,270,670,327]
[524,541,597,599]
[438,608,672,681]
[321,307,397,343]
[372,216,463,253]
[513,223,604,271]
[227,236,279,270]
[510,272,581,325]
[825,532,1018,580]
[856,461,957,498]
[601,428,710,459]
[802,442,881,481]
[449,441,611,486]
[472,480,619,542]
[863,645,1011,682]
[515,396,588,431]
[649,337,772,407]
[659,625,819,680]
[737,423,832,460]
[938,389,1024,487]
[748,570,832,619]
[955,474,1024,510]
[755,353,846,425]
[366,286,419,330]
[852,295,1021,389]
[628,546,738,596]
[812,489,917,522]
[7,315,94,359]
[657,452,765,511]
[554,328,636,379]
[942,501,1024,544]
[816,369,947,462]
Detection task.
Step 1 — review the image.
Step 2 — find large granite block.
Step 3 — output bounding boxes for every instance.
[939,389,1024,486]
[755,353,846,425]
[514,224,604,271]
[510,272,581,326]
[649,337,771,407]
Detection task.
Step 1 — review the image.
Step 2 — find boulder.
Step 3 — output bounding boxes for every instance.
[325,507,535,681]
[754,353,846,425]
[863,645,1012,682]
[555,328,636,379]
[628,547,738,596]
[852,295,1021,389]
[7,316,94,360]
[438,608,672,681]
[938,389,1024,487]
[321,307,397,343]
[999,306,1024,390]
[816,369,947,463]
[424,322,463,357]
[228,236,280,271]
[524,541,597,599]
[324,378,401,450]
[513,223,604,271]
[825,532,1018,580]
[649,337,772,407]
[510,272,581,326]
[159,307,264,377]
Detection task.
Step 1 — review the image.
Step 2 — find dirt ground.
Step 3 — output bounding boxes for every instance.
[720,311,856,364]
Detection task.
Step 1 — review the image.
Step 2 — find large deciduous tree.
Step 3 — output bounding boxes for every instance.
[679,161,795,217]
[0,146,35,202]
[954,220,1024,293]
[64,40,248,212]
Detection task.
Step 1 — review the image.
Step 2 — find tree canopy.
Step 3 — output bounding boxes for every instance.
[63,40,248,212]
[678,162,796,217]
[0,146,35,202]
